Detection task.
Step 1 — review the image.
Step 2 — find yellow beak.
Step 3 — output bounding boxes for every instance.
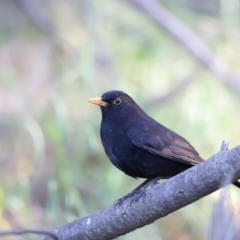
[88,97,108,107]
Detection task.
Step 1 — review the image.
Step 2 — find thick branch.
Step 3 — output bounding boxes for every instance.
[127,0,240,97]
[42,145,240,240]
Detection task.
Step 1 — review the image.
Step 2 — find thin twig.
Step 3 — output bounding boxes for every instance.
[220,140,229,151]
[145,72,196,107]
[0,229,58,240]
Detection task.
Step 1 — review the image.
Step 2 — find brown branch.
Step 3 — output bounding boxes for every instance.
[126,0,240,97]
[41,143,240,240]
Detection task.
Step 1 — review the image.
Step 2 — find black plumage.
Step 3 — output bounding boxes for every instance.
[89,90,240,202]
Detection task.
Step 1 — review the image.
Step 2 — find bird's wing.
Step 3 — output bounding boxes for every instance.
[127,123,203,166]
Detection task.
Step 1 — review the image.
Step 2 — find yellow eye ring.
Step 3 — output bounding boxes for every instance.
[113,98,121,105]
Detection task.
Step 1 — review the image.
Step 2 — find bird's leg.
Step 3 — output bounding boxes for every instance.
[129,177,162,204]
[114,177,161,206]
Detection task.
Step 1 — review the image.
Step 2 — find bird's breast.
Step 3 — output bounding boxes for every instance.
[100,121,135,170]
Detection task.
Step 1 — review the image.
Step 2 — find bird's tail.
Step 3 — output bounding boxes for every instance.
[233,181,240,188]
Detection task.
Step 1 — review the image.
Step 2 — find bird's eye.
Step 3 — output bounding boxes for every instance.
[113,98,121,105]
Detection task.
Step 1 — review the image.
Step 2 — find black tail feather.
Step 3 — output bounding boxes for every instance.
[233,181,240,188]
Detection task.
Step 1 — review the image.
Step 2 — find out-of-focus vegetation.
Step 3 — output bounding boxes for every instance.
[0,0,240,239]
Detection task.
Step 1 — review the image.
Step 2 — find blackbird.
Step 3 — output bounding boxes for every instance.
[89,90,240,202]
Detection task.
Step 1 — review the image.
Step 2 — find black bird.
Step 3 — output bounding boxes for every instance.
[89,90,240,202]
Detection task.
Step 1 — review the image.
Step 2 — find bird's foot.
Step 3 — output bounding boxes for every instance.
[114,177,161,206]
[114,191,137,206]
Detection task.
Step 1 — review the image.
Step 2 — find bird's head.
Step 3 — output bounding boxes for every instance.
[89,90,142,120]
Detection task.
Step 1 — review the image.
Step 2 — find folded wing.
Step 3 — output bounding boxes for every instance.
[127,123,203,166]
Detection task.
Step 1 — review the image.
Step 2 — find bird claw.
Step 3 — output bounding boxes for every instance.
[114,196,126,206]
[114,191,135,206]
[114,189,148,207]
[114,178,161,206]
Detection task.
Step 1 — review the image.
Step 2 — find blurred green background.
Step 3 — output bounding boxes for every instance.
[0,0,240,239]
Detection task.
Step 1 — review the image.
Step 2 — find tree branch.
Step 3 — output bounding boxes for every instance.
[145,72,197,107]
[126,0,240,97]
[41,144,240,240]
[0,229,58,240]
